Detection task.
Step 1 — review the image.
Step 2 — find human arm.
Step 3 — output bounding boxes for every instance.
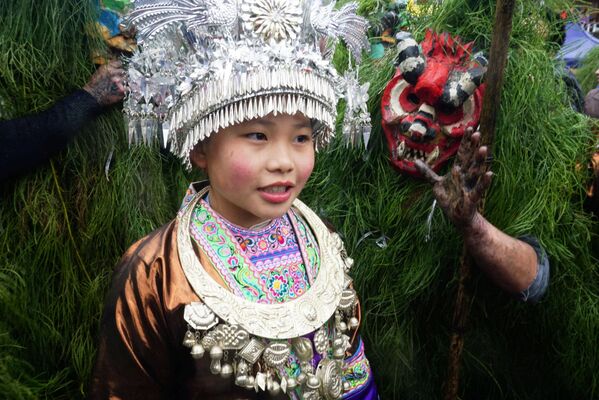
[415,129,548,300]
[0,61,125,181]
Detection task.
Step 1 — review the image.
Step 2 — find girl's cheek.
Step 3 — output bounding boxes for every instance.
[228,159,255,186]
[297,157,315,183]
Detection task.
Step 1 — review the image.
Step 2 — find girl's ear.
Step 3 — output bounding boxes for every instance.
[190,142,208,169]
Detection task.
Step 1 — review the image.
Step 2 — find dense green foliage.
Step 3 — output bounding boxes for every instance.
[576,45,599,94]
[0,1,196,397]
[0,0,597,399]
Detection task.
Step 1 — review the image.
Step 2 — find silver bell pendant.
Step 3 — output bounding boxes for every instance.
[190,344,205,359]
[183,331,196,348]
[268,380,281,396]
[220,363,233,379]
[306,374,320,390]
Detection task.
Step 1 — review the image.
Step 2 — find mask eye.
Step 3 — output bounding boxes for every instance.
[436,103,464,125]
[398,85,422,113]
[407,93,420,105]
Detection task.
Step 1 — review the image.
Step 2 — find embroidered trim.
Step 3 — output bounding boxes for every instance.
[342,337,372,394]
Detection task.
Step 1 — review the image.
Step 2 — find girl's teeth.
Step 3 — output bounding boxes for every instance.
[264,186,286,193]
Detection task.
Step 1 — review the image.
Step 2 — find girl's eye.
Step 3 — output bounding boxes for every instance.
[294,134,312,143]
[246,132,267,141]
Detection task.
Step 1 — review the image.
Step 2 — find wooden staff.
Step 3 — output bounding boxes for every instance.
[443,0,517,399]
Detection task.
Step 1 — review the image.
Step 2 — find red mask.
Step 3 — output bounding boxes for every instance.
[381,30,486,178]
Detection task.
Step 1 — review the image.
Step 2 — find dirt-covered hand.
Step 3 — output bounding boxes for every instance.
[414,128,493,230]
[83,60,126,106]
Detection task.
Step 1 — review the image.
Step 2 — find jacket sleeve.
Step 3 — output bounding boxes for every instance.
[88,246,177,400]
[0,89,101,181]
[517,235,550,303]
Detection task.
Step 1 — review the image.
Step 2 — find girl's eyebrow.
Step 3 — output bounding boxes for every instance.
[246,119,312,129]
[294,120,312,129]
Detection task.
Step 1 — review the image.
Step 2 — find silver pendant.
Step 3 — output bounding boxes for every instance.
[314,327,328,355]
[263,341,291,368]
[338,288,357,312]
[184,302,219,330]
[213,324,250,350]
[292,337,314,362]
[316,358,343,400]
[239,337,266,364]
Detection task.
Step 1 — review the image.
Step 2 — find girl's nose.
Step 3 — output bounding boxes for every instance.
[266,143,294,173]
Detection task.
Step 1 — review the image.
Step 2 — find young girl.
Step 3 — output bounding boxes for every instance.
[90,1,378,399]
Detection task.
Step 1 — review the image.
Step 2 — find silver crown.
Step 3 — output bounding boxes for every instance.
[123,0,371,167]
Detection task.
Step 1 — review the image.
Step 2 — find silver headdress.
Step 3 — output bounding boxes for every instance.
[123,0,371,167]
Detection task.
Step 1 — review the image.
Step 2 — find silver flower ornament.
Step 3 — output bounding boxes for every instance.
[241,0,303,42]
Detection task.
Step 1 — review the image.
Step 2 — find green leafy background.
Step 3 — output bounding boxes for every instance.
[0,0,597,399]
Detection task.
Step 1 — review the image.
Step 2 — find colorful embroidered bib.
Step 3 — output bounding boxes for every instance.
[189,199,320,304]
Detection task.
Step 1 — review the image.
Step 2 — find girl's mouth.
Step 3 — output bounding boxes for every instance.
[258,184,293,203]
[261,186,289,194]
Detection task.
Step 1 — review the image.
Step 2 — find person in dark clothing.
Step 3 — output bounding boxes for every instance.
[0,60,126,182]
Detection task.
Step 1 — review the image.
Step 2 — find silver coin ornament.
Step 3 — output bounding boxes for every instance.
[317,358,344,400]
[314,327,329,355]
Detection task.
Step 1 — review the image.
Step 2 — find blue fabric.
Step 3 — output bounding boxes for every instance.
[99,9,122,37]
[557,22,599,68]
[517,235,550,303]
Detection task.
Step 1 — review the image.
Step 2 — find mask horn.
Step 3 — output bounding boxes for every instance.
[394,32,425,85]
[440,53,487,107]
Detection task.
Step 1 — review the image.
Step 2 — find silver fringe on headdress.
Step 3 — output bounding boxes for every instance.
[123,0,371,168]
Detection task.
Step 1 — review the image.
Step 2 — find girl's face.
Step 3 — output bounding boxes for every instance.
[191,112,315,228]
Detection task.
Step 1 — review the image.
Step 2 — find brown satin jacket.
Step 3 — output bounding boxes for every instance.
[88,219,289,400]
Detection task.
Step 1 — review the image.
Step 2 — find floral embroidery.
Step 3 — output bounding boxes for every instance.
[267,273,289,298]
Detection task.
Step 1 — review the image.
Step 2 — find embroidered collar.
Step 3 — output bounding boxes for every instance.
[188,198,320,303]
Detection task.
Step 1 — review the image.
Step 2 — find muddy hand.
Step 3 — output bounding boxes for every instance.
[414,128,493,229]
[83,60,126,106]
